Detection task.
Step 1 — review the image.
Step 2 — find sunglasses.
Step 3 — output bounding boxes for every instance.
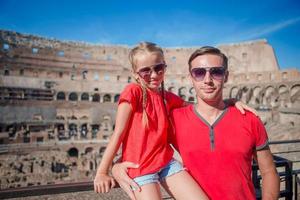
[137,63,167,79]
[190,66,226,81]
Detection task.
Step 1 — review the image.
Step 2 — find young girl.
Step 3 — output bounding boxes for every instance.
[93,42,253,200]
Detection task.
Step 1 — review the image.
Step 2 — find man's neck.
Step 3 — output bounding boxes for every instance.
[195,97,226,125]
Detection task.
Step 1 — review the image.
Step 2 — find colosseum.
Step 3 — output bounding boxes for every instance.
[0,29,299,193]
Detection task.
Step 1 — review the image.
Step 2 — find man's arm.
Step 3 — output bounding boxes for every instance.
[255,147,280,200]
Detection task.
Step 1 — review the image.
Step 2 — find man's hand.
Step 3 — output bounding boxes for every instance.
[111,161,140,200]
[94,173,116,193]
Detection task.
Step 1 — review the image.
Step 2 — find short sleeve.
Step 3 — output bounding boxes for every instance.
[168,110,179,151]
[118,84,142,112]
[165,92,185,111]
[251,115,269,150]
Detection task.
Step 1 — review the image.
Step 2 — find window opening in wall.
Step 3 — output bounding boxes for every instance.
[92,93,100,102]
[104,74,110,81]
[172,56,176,61]
[106,55,112,61]
[242,52,247,59]
[94,88,99,91]
[37,137,44,143]
[3,43,9,50]
[59,72,63,78]
[81,93,89,101]
[94,73,99,81]
[32,48,39,54]
[282,72,288,80]
[257,74,262,81]
[20,69,24,75]
[82,70,88,79]
[103,94,111,102]
[57,92,66,100]
[83,52,91,59]
[69,92,78,101]
[4,69,9,76]
[58,50,65,57]
[117,75,120,81]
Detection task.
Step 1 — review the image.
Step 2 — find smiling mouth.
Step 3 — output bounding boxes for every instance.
[202,88,215,92]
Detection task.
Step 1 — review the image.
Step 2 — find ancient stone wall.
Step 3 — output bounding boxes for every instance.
[0,29,299,189]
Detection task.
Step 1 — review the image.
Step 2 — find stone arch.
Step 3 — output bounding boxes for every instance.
[278,85,289,108]
[68,123,77,137]
[240,86,252,103]
[56,115,64,120]
[69,92,78,101]
[92,93,100,102]
[57,123,65,139]
[80,115,88,120]
[80,123,88,138]
[91,124,100,138]
[81,93,89,101]
[229,87,239,99]
[85,147,93,154]
[180,95,186,100]
[178,87,187,96]
[263,86,277,107]
[103,94,111,102]
[99,147,106,156]
[56,91,65,100]
[168,86,175,93]
[114,94,120,103]
[290,84,300,104]
[189,87,195,95]
[68,147,79,157]
[249,86,262,105]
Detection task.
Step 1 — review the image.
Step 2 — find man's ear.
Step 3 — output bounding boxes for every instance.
[224,70,229,83]
[188,73,194,84]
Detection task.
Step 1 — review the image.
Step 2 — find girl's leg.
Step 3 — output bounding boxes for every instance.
[161,170,208,200]
[134,183,162,200]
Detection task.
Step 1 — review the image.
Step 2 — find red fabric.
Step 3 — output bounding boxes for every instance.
[119,83,184,178]
[170,105,268,200]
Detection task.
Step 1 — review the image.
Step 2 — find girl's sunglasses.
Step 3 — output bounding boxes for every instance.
[137,63,167,79]
[190,66,226,81]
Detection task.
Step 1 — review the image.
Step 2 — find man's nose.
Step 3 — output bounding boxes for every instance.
[203,71,212,83]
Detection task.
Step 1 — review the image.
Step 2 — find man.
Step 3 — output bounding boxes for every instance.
[112,46,279,200]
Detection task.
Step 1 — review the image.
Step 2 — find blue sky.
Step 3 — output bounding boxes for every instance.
[0,0,300,70]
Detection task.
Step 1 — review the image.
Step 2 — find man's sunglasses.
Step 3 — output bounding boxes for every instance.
[190,67,226,81]
[137,63,167,79]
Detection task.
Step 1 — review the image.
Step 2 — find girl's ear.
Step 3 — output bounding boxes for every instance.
[131,71,140,82]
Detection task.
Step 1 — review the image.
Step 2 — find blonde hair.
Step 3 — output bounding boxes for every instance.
[129,42,165,127]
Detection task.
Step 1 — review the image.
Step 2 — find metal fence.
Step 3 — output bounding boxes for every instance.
[0,139,299,199]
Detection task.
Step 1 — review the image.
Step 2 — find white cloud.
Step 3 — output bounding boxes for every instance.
[220,17,300,43]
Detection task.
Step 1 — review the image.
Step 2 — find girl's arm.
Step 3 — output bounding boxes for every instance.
[94,102,132,193]
[224,98,258,116]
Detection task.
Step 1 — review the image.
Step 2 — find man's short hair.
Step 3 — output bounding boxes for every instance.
[188,46,228,71]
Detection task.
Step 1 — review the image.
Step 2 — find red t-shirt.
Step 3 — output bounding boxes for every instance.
[119,83,184,178]
[170,105,269,200]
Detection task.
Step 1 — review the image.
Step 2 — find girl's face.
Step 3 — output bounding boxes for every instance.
[134,53,166,91]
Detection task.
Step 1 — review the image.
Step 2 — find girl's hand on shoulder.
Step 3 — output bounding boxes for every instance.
[94,173,116,193]
[235,101,258,116]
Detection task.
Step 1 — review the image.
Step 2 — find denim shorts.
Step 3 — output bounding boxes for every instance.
[133,159,185,187]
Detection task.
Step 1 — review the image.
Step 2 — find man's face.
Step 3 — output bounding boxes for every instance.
[189,54,228,103]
